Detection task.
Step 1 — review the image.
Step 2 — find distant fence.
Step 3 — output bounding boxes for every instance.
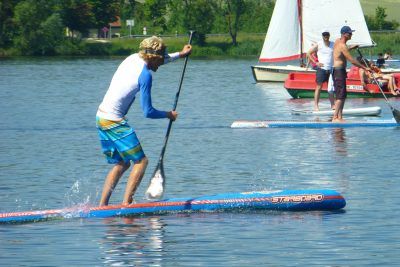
[87,31,398,41]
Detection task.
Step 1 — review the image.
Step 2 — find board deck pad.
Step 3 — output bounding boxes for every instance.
[291,106,381,116]
[231,119,399,128]
[0,190,345,223]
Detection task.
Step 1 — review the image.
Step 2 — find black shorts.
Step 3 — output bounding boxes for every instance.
[316,68,330,84]
[333,68,347,100]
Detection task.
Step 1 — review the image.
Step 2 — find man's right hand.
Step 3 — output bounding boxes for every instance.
[167,111,178,121]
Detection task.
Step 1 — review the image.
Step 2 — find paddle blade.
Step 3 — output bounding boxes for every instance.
[145,165,165,200]
[392,107,400,123]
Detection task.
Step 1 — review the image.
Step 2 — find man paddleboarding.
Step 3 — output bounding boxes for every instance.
[96,36,192,206]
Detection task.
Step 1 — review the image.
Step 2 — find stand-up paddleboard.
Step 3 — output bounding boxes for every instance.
[0,190,345,223]
[231,118,400,129]
[291,106,381,116]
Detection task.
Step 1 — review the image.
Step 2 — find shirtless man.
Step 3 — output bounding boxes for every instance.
[332,26,369,122]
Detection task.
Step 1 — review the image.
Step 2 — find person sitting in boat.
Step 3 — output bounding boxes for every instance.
[376,53,385,68]
[357,57,399,95]
[384,51,393,60]
[369,61,399,95]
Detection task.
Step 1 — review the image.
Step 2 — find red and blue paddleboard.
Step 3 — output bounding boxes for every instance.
[0,189,345,223]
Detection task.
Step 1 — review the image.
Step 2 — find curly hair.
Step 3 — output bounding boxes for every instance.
[139,36,166,61]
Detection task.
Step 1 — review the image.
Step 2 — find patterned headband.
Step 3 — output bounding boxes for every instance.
[143,48,165,56]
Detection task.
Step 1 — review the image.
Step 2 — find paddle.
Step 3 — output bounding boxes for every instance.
[145,31,195,200]
[357,48,400,123]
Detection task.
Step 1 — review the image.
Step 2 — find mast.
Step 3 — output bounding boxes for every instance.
[298,0,304,67]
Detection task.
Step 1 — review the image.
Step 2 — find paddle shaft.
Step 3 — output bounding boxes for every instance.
[157,31,194,164]
[357,49,400,122]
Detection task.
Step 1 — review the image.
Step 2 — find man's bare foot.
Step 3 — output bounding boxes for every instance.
[314,106,320,111]
[332,118,345,123]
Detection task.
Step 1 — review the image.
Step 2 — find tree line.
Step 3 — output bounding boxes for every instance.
[0,0,398,56]
[0,0,274,55]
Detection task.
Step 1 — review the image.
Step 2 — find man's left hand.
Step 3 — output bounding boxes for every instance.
[180,45,192,58]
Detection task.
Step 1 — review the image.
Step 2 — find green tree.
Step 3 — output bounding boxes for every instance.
[211,0,274,45]
[89,0,119,29]
[0,0,21,48]
[60,0,94,37]
[119,0,136,36]
[168,0,215,45]
[143,0,168,33]
[220,0,246,46]
[365,6,399,31]
[375,6,387,30]
[240,0,274,33]
[13,0,64,55]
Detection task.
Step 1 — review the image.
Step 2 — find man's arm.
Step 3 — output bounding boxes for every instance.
[348,44,359,51]
[306,45,319,65]
[163,45,192,64]
[342,45,367,69]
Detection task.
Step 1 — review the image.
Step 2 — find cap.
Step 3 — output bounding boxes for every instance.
[340,26,355,34]
[322,30,330,36]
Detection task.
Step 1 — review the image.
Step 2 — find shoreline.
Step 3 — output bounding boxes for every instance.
[1,32,399,58]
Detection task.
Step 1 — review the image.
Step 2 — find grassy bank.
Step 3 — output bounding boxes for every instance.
[369,32,400,55]
[79,33,264,59]
[83,32,400,58]
[1,32,399,58]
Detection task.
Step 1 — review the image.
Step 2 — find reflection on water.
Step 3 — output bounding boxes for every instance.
[331,128,347,155]
[100,216,165,266]
[97,210,344,266]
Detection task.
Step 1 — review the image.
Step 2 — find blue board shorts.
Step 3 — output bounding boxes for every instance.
[96,117,145,164]
[316,68,331,84]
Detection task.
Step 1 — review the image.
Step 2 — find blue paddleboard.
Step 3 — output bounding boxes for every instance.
[0,190,345,223]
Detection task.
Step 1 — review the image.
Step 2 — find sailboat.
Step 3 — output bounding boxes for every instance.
[251,0,374,82]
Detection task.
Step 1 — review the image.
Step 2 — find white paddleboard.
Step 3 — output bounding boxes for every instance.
[291,106,381,116]
[231,118,399,129]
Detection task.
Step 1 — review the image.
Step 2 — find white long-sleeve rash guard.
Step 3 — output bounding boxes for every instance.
[97,52,180,121]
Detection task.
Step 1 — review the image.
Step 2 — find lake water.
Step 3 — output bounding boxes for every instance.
[0,57,399,266]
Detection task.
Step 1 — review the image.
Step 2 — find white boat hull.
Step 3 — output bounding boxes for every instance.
[251,65,314,82]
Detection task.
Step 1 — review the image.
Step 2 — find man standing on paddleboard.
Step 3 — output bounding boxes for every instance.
[332,26,369,122]
[307,30,334,111]
[96,36,192,206]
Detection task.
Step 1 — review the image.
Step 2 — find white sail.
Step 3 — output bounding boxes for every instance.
[259,0,373,63]
[259,0,301,62]
[302,0,374,52]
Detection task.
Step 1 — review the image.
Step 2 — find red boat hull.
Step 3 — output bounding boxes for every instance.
[284,72,400,98]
